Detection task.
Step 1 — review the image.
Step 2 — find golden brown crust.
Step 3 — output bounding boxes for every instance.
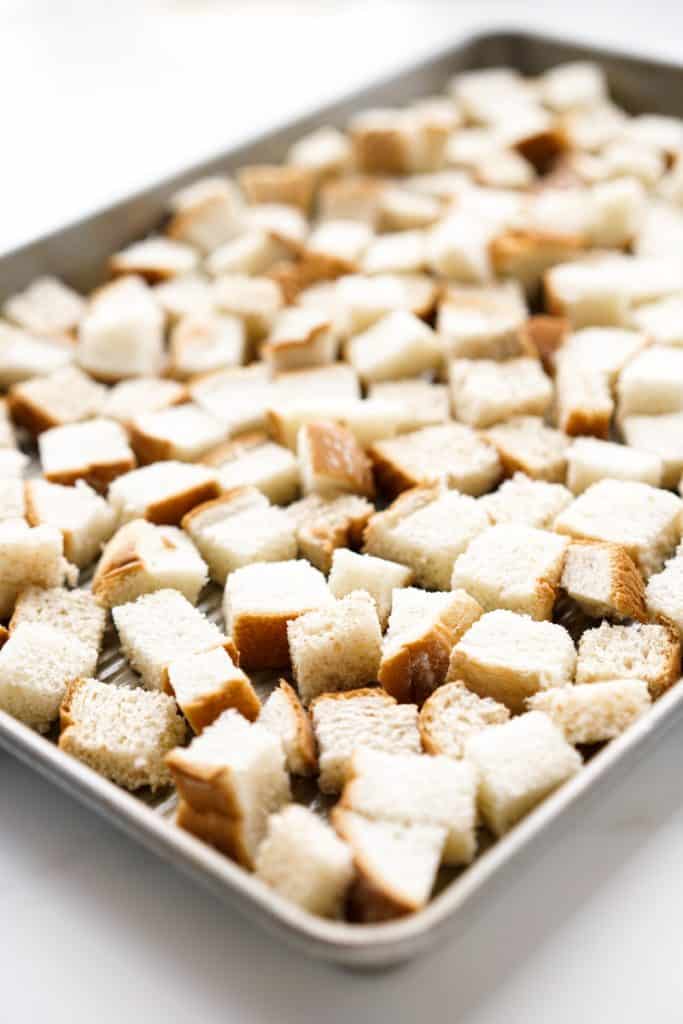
[650,623,681,699]
[561,406,611,440]
[302,420,375,498]
[166,748,242,819]
[144,478,221,525]
[318,175,386,225]
[159,639,239,693]
[45,456,136,494]
[266,258,335,304]
[309,686,394,712]
[7,391,60,435]
[489,229,585,288]
[350,127,413,176]
[108,255,176,284]
[128,422,174,465]
[564,540,648,622]
[367,443,420,498]
[180,487,256,533]
[175,799,252,868]
[518,315,569,375]
[275,679,318,775]
[232,611,295,671]
[513,126,567,174]
[58,675,85,735]
[178,674,260,734]
[0,625,9,649]
[363,483,440,550]
[237,164,316,213]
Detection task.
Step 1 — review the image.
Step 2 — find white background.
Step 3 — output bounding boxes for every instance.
[2,2,683,1020]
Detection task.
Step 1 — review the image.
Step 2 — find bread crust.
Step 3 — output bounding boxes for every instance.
[166,747,244,819]
[518,315,569,375]
[237,164,315,213]
[351,127,413,176]
[158,639,239,693]
[144,478,221,525]
[489,229,584,286]
[368,445,417,498]
[45,455,136,493]
[232,611,296,671]
[273,679,318,775]
[563,540,648,621]
[175,799,252,867]
[167,668,260,734]
[129,422,175,465]
[513,126,567,173]
[8,391,61,435]
[302,420,375,498]
[310,686,395,711]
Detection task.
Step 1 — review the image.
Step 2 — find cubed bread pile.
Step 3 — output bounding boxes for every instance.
[1,58,683,926]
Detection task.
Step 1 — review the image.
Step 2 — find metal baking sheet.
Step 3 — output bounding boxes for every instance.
[1,29,683,970]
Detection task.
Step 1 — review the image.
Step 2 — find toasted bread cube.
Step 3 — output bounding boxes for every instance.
[0,520,73,618]
[189,363,273,435]
[450,610,576,713]
[101,377,187,428]
[168,313,245,379]
[213,273,283,346]
[167,176,244,253]
[0,477,25,521]
[480,473,573,529]
[109,236,198,282]
[620,412,683,490]
[286,493,374,573]
[576,620,680,698]
[527,680,651,745]
[0,322,73,386]
[202,432,299,506]
[311,689,421,794]
[347,311,441,384]
[262,308,336,373]
[379,587,483,704]
[288,591,382,705]
[113,588,231,691]
[341,748,478,865]
[166,645,259,733]
[267,396,405,451]
[182,487,296,585]
[224,559,333,670]
[449,357,552,428]
[25,479,116,568]
[0,623,95,732]
[369,422,500,498]
[8,366,105,436]
[38,418,135,492]
[108,460,219,526]
[561,540,647,620]
[167,710,290,868]
[436,282,528,360]
[255,805,353,918]
[297,420,374,499]
[465,711,581,836]
[419,680,510,759]
[3,276,85,337]
[553,479,682,577]
[567,436,663,494]
[238,164,315,212]
[364,485,489,590]
[368,379,450,432]
[484,416,570,482]
[539,61,606,112]
[10,586,106,667]
[59,678,186,789]
[618,346,683,418]
[93,519,207,607]
[258,679,317,776]
[77,277,164,381]
[287,126,351,181]
[328,548,412,628]
[452,524,569,620]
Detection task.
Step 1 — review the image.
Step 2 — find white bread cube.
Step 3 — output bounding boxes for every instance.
[576,621,680,698]
[588,177,646,249]
[379,587,483,704]
[449,357,552,428]
[465,711,582,836]
[93,519,207,607]
[630,294,683,347]
[341,748,478,865]
[0,520,73,619]
[77,276,164,381]
[288,591,382,705]
[645,550,683,636]
[168,709,290,868]
[59,678,186,790]
[238,163,315,212]
[488,228,584,294]
[110,236,198,282]
[0,623,94,732]
[287,126,351,181]
[129,403,227,464]
[369,422,501,498]
[167,176,244,252]
[484,416,570,482]
[426,212,493,284]
[10,586,106,667]
[258,679,317,776]
[436,282,528,360]
[419,680,510,759]
[334,273,405,335]
[328,548,413,628]
[539,61,606,112]
[168,313,245,379]
[25,479,116,568]
[182,487,296,584]
[0,322,73,386]
[363,230,427,276]
[202,432,299,505]
[618,345,683,417]
[297,419,374,499]
[0,450,28,478]
[449,610,576,713]
[262,308,336,373]
[620,412,683,489]
[553,479,683,577]
[554,346,612,440]
[224,559,333,670]
[557,327,647,391]
[364,485,489,590]
[213,273,283,345]
[561,541,647,621]
[303,219,373,276]
[480,473,573,529]
[368,379,450,432]
[107,460,220,526]
[0,477,25,521]
[349,108,423,175]
[39,418,135,491]
[311,689,421,794]
[3,275,85,337]
[273,362,360,401]
[100,377,187,428]
[255,805,354,918]
[286,493,374,573]
[267,396,405,451]
[347,311,441,384]
[166,645,260,733]
[154,273,214,323]
[378,187,441,231]
[332,808,444,921]
[206,229,289,277]
[560,101,627,152]
[190,364,273,435]
[8,366,105,436]
[451,524,569,620]
[566,436,663,494]
[527,680,651,745]
[113,588,231,691]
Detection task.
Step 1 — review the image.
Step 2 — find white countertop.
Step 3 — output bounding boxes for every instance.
[2,2,683,1019]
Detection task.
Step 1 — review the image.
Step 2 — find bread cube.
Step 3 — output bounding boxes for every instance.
[0,323,73,387]
[113,588,231,691]
[10,586,106,667]
[0,477,25,521]
[378,187,441,232]
[110,236,198,282]
[553,479,682,577]
[328,549,413,628]
[25,479,116,568]
[168,313,245,379]
[465,711,582,836]
[347,311,441,384]
[311,689,421,794]
[449,610,576,713]
[9,366,105,436]
[364,485,490,590]
[182,487,296,584]
[480,473,573,529]
[631,294,683,348]
[167,176,244,252]
[539,60,606,111]
[368,379,450,432]
[154,273,215,323]
[273,362,361,401]
[349,108,422,175]
[419,681,510,759]
[288,591,382,705]
[0,622,95,732]
[287,126,351,181]
[369,423,501,498]
[618,346,683,417]
[645,551,683,636]
[519,316,569,375]
[527,680,651,745]
[484,416,570,482]
[224,559,333,670]
[3,275,85,337]
[561,540,647,621]
[267,396,405,451]
[449,357,552,428]
[341,748,478,865]
[554,347,613,439]
[213,274,283,346]
[379,587,482,704]
[303,219,373,276]
[130,403,228,464]
[567,436,663,494]
[436,282,528,360]
[59,678,186,789]
[100,377,187,428]
[363,230,427,276]
[576,621,680,698]
[189,364,273,436]
[451,524,569,620]
[0,520,73,618]
[297,420,374,498]
[286,493,374,573]
[620,413,683,490]
[108,461,220,526]
[202,432,299,505]
[262,308,336,373]
[39,418,135,491]
[238,163,315,212]
[255,805,353,918]
[206,228,289,277]
[166,645,259,733]
[77,276,164,381]
[488,228,584,293]
[426,211,493,284]
[258,679,317,776]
